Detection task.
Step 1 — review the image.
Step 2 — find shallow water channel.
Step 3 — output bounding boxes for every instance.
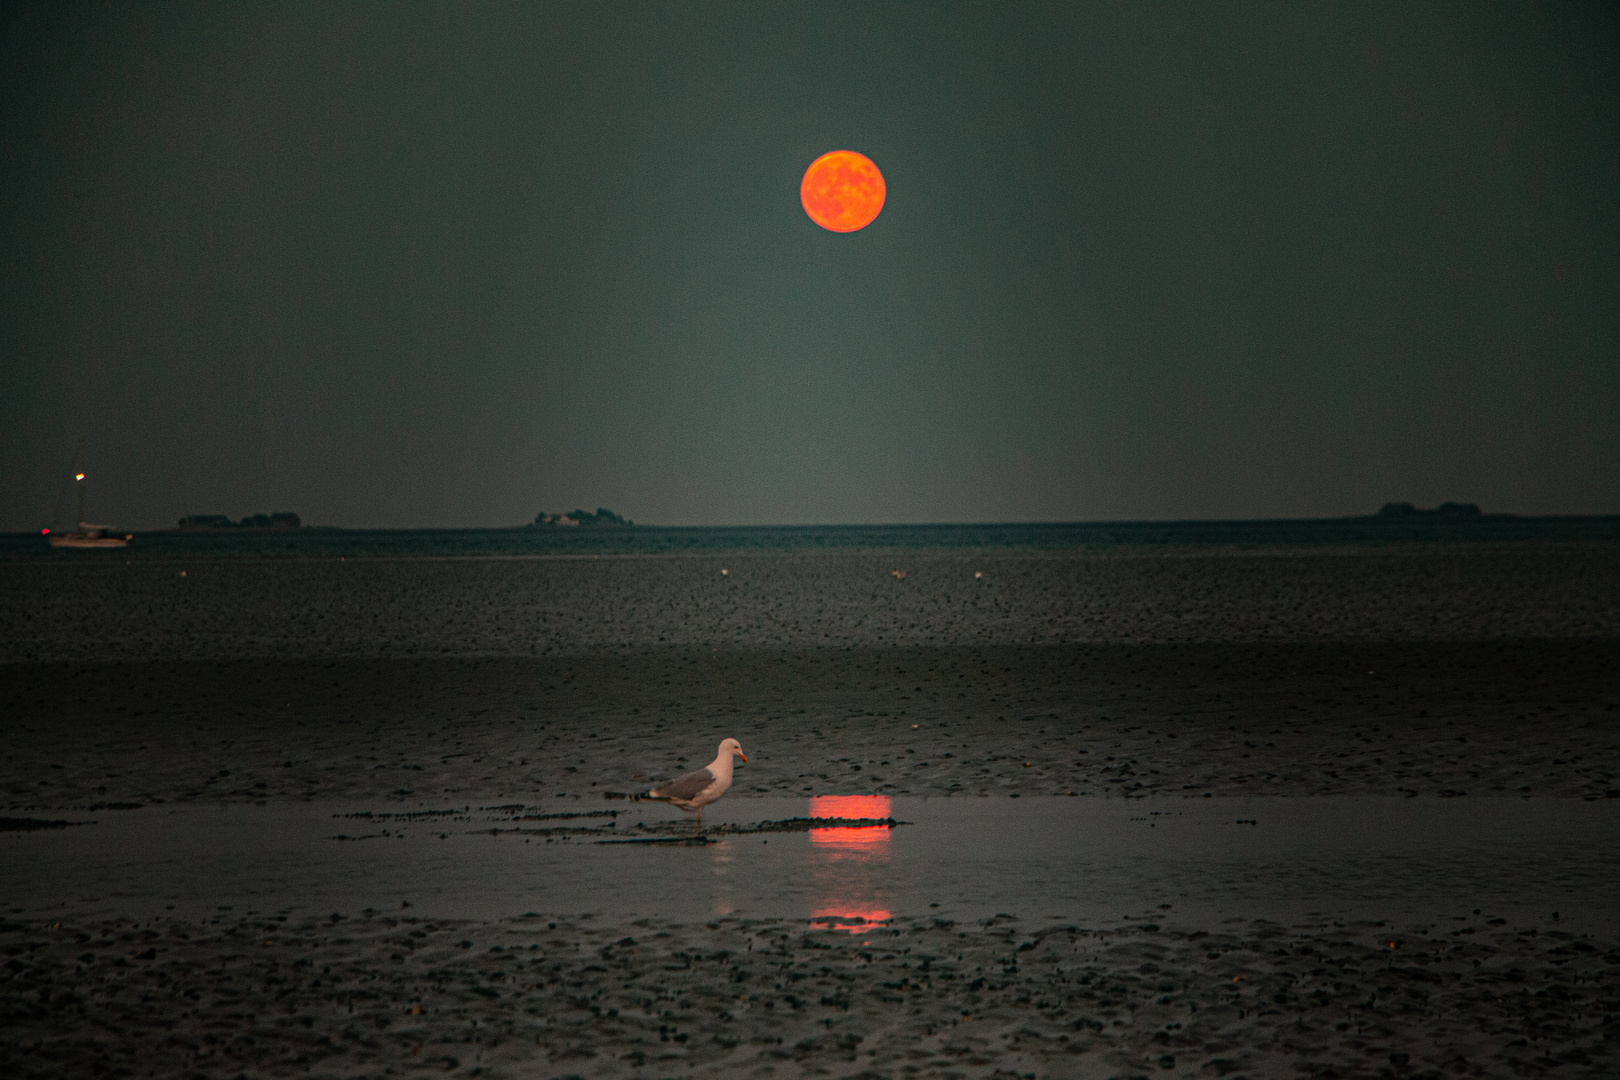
[6,796,1618,932]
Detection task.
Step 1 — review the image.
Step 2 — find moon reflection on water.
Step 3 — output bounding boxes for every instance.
[807,795,895,933]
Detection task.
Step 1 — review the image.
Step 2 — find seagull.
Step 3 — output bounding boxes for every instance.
[644,738,748,823]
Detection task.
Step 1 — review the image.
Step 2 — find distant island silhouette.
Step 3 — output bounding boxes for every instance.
[1375,502,1483,518]
[178,513,301,530]
[532,508,633,528]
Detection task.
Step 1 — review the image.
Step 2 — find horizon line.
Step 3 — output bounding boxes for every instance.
[14,511,1620,538]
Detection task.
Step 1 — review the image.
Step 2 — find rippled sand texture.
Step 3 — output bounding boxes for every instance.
[4,548,1618,662]
[4,911,1613,1079]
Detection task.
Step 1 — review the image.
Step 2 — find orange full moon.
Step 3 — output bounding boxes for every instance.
[800,150,885,233]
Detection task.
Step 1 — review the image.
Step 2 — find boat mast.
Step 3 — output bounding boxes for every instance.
[49,438,87,532]
[74,439,87,528]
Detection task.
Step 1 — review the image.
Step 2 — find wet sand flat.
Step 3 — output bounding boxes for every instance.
[4,909,1615,1079]
[4,792,1618,1077]
[5,547,1619,664]
[4,640,1616,809]
[3,546,1618,1077]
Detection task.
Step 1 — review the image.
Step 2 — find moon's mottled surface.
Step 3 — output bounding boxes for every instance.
[801,149,885,232]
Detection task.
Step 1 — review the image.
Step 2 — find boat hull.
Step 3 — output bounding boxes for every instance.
[47,534,131,548]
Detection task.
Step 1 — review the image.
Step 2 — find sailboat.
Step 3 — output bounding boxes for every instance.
[44,439,132,549]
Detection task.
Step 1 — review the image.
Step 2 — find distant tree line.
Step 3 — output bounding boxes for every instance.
[532,508,633,528]
[1375,502,1482,518]
[178,512,301,529]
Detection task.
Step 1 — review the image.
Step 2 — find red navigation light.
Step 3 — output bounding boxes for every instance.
[41,528,49,535]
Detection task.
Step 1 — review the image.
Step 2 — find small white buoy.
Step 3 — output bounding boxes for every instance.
[721,568,729,576]
[974,571,983,579]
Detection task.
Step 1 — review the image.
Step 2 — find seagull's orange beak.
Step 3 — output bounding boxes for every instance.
[736,750,748,763]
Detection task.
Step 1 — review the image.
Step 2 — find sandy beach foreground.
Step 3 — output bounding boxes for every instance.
[4,908,1614,1079]
[4,640,1617,1077]
[3,783,1617,1080]
[3,550,1617,1077]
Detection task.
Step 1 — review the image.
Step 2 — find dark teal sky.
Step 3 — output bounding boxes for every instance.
[3,1,1616,529]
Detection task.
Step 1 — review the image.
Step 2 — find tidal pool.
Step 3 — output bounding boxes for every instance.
[5,795,1617,933]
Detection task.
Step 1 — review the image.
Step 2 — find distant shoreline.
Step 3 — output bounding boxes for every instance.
[10,513,1620,539]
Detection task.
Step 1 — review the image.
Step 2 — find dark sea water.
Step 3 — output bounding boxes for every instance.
[5,515,1617,563]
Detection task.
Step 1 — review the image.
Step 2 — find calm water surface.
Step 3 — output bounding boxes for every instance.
[7,796,1616,933]
[6,517,1618,564]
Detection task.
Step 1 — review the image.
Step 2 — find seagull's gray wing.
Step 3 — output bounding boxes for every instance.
[649,767,715,801]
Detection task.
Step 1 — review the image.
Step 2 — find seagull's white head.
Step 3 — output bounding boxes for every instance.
[719,737,748,764]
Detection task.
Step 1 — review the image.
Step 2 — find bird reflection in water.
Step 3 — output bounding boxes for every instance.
[709,834,736,918]
[807,795,893,934]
